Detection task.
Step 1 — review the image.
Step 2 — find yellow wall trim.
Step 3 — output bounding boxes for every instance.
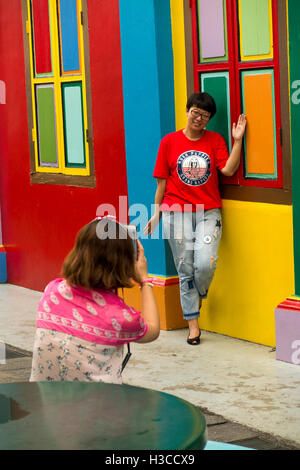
[170,0,188,130]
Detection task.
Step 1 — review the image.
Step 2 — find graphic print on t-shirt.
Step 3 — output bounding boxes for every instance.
[177,151,211,186]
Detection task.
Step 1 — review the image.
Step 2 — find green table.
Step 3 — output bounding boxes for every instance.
[0,382,207,450]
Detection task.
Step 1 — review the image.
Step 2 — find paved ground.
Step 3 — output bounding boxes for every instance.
[1,344,298,451]
[1,284,300,450]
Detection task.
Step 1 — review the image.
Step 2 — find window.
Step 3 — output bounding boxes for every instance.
[188,0,291,203]
[22,0,95,186]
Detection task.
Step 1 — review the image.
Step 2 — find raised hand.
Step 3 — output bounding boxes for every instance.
[232,114,247,142]
[134,239,148,283]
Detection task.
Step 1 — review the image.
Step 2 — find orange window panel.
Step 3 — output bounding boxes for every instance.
[242,71,277,178]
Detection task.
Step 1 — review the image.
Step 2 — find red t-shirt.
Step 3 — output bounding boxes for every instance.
[153,129,229,211]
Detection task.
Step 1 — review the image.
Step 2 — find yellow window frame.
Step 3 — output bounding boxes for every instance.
[26,0,90,176]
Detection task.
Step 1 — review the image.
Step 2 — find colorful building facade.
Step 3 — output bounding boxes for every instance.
[0,0,299,350]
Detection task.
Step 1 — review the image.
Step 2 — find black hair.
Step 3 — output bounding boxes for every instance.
[186,92,217,118]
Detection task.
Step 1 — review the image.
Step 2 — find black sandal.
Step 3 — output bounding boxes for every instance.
[187,332,201,345]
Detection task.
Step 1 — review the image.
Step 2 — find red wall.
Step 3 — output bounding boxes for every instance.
[0,0,128,291]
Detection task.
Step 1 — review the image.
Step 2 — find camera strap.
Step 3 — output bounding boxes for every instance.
[115,289,132,373]
[120,343,132,373]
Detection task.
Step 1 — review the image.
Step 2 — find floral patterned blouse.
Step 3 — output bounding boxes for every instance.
[30,278,148,383]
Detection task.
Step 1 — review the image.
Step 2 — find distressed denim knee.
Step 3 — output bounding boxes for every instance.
[173,245,201,318]
[193,208,222,298]
[194,254,218,298]
[163,212,201,319]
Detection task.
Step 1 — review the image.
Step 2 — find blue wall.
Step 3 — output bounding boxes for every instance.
[119,0,176,276]
[0,206,6,282]
[0,252,6,283]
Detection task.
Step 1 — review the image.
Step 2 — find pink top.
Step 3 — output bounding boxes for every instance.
[36,278,148,346]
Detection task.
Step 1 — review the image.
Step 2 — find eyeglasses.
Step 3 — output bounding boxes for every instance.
[190,109,210,121]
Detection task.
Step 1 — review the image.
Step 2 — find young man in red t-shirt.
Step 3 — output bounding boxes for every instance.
[144,92,246,345]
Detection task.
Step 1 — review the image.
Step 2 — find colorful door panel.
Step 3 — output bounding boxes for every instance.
[58,0,81,74]
[238,0,273,61]
[62,83,86,167]
[31,0,53,76]
[35,85,58,166]
[201,72,231,150]
[197,0,228,63]
[241,70,277,179]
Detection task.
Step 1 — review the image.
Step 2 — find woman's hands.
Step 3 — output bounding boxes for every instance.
[134,239,148,283]
[143,211,161,237]
[134,238,160,344]
[232,114,247,142]
[144,179,166,236]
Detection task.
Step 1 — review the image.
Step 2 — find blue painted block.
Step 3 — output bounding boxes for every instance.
[205,440,254,451]
[0,252,7,283]
[59,0,80,72]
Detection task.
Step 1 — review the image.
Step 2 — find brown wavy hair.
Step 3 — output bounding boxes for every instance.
[62,219,137,290]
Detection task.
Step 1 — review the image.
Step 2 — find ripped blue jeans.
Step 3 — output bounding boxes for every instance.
[162,209,222,321]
